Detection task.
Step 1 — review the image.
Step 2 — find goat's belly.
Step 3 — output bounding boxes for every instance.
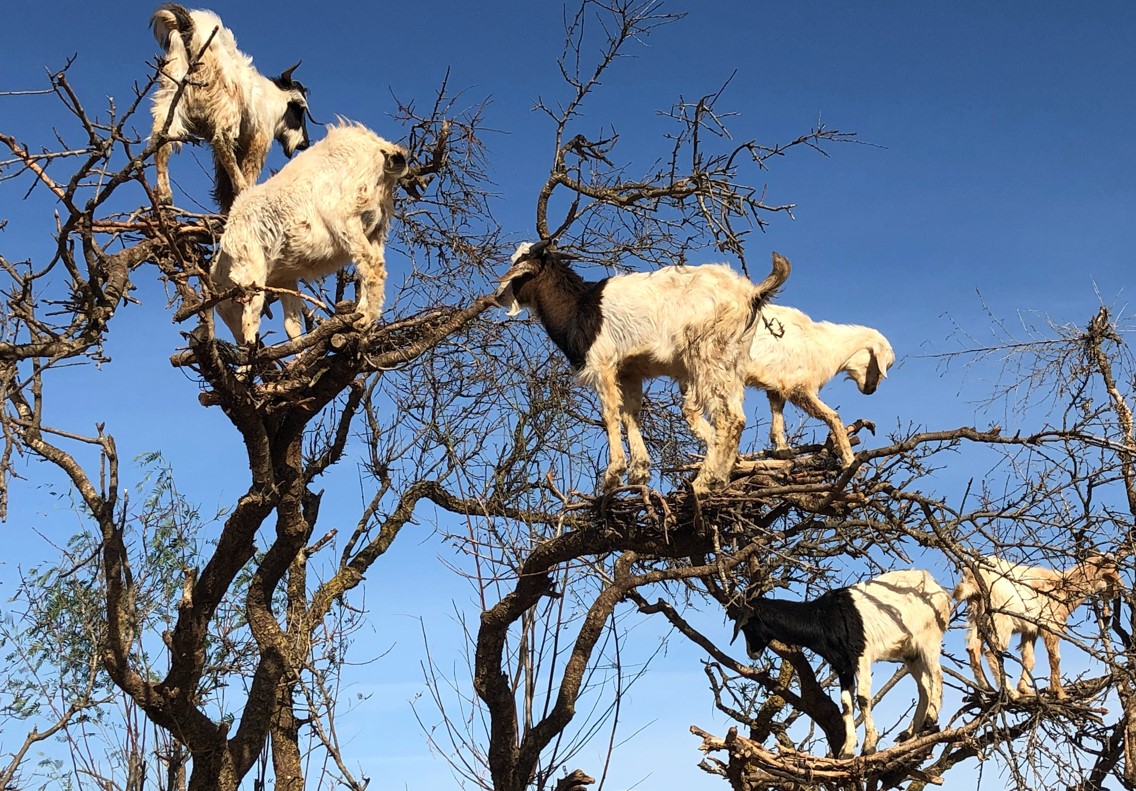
[269,252,350,282]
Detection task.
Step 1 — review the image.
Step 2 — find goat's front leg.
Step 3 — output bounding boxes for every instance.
[153,138,174,206]
[767,391,790,453]
[279,279,304,341]
[857,656,878,755]
[340,226,388,326]
[1042,631,1067,698]
[1016,633,1039,697]
[620,375,651,486]
[795,391,855,467]
[837,681,858,758]
[594,367,627,492]
[965,618,995,693]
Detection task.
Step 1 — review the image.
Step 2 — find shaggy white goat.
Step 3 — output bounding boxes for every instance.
[211,122,409,344]
[150,4,312,211]
[685,304,894,467]
[735,569,950,757]
[495,242,790,494]
[954,553,1121,699]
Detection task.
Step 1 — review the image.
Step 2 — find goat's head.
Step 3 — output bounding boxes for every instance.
[379,140,410,180]
[272,61,313,157]
[730,595,775,660]
[494,239,557,316]
[1082,551,1123,594]
[842,332,895,395]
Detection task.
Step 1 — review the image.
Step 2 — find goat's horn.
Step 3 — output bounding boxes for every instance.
[526,238,554,257]
[279,61,301,83]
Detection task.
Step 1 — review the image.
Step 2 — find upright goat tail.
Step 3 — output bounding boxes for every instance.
[744,251,792,332]
[151,4,194,54]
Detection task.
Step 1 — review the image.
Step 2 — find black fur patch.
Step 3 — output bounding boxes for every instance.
[742,588,866,688]
[512,255,606,371]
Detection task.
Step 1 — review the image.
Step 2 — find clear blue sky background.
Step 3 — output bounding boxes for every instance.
[2,2,1134,789]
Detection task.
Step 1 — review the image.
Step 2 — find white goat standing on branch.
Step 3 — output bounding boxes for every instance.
[954,552,1122,699]
[495,242,790,494]
[211,121,409,344]
[687,304,894,467]
[149,3,313,211]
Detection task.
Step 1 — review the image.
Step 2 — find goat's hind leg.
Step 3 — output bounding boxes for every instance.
[595,366,628,492]
[620,375,650,486]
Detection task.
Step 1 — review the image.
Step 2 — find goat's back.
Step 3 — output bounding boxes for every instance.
[582,263,760,378]
[221,123,404,282]
[850,569,950,662]
[745,304,890,394]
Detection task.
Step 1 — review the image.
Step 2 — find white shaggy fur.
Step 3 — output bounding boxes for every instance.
[150,4,311,211]
[954,553,1121,699]
[211,122,409,344]
[686,304,894,467]
[496,245,789,493]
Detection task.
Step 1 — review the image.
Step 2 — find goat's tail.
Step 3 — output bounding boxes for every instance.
[151,4,194,54]
[744,251,792,332]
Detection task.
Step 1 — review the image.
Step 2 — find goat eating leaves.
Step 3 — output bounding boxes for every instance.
[211,121,409,345]
[495,242,790,494]
[734,569,950,757]
[150,4,313,211]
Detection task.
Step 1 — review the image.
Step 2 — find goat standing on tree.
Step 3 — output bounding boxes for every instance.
[150,4,313,211]
[495,242,790,494]
[954,552,1121,699]
[686,304,894,468]
[734,569,950,757]
[212,121,409,345]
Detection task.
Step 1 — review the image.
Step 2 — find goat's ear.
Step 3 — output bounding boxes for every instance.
[493,280,524,317]
[494,257,540,316]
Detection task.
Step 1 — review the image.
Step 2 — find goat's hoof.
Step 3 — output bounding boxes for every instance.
[627,465,650,486]
[601,469,625,493]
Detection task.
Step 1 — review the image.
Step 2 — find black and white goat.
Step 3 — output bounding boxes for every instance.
[685,305,894,467]
[211,121,409,344]
[734,569,950,757]
[150,4,313,211]
[954,552,1121,699]
[495,243,790,494]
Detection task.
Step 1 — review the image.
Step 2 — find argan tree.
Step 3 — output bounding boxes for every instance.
[2,3,1133,791]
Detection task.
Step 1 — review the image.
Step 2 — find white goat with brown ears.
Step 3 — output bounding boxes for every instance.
[954,552,1122,699]
[150,4,313,211]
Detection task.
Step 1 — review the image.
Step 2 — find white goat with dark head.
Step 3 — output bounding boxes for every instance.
[211,121,409,344]
[150,4,313,212]
[495,242,790,494]
[954,552,1121,699]
[734,569,950,757]
[685,304,894,468]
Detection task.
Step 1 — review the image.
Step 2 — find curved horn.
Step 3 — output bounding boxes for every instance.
[279,60,301,83]
[526,238,554,257]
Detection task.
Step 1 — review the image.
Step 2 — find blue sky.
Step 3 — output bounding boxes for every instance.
[2,2,1135,789]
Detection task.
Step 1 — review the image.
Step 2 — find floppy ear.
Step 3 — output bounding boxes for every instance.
[874,341,895,379]
[494,257,540,316]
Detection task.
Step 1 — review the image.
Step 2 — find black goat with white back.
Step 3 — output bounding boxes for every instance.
[734,569,949,757]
